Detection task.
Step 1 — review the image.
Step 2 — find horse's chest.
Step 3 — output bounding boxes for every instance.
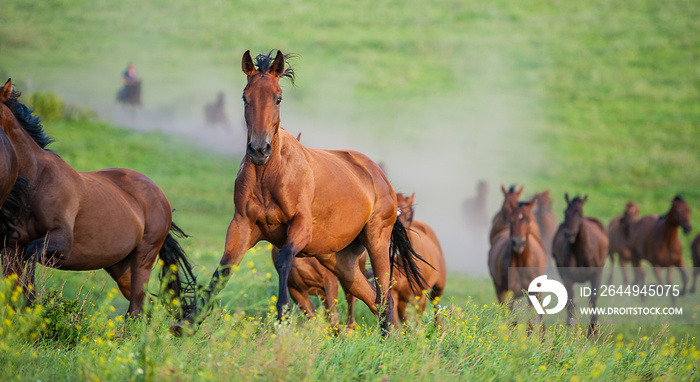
[246,198,288,230]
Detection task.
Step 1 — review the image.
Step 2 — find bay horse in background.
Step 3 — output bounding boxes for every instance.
[270,247,370,329]
[552,194,608,336]
[204,92,229,129]
[690,233,700,293]
[172,50,426,335]
[488,200,547,328]
[606,201,640,285]
[393,193,446,326]
[0,79,196,317]
[630,196,691,295]
[490,185,540,244]
[532,189,557,257]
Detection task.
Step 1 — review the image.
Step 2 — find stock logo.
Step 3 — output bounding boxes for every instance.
[527,275,568,315]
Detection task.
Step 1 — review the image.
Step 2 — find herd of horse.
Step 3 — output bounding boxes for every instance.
[479,182,697,335]
[2,49,697,338]
[0,50,449,337]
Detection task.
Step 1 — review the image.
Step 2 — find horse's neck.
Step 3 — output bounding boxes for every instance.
[659,215,679,244]
[2,121,46,179]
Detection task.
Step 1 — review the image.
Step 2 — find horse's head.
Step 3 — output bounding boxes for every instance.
[477,180,488,198]
[500,184,523,214]
[562,193,587,243]
[509,200,535,254]
[0,79,13,123]
[397,193,415,227]
[535,189,552,212]
[241,50,295,166]
[620,201,640,238]
[670,195,692,234]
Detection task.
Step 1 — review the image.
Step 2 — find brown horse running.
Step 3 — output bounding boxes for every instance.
[0,88,29,239]
[691,233,700,293]
[0,79,196,317]
[171,50,425,335]
[629,196,691,294]
[552,194,608,336]
[393,193,446,325]
[606,201,640,285]
[490,185,540,245]
[532,189,557,257]
[488,200,547,324]
[270,246,369,328]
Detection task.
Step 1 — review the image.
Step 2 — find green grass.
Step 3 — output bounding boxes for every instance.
[1,0,700,380]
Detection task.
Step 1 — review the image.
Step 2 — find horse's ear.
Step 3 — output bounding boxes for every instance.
[269,50,285,77]
[1,78,12,103]
[296,132,302,141]
[582,195,588,204]
[565,193,571,204]
[501,184,508,196]
[407,193,416,206]
[515,186,524,198]
[242,50,257,76]
[524,198,536,211]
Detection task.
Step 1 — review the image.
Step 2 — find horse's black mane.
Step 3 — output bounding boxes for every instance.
[253,50,296,85]
[3,89,54,149]
[673,195,684,203]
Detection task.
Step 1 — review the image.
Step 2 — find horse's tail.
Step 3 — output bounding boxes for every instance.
[159,222,197,318]
[390,219,431,294]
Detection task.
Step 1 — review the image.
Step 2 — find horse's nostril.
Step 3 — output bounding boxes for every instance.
[247,143,256,156]
[263,143,272,156]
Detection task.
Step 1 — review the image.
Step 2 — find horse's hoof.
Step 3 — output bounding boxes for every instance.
[170,318,196,337]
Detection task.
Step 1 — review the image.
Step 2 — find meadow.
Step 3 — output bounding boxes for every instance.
[1,0,700,380]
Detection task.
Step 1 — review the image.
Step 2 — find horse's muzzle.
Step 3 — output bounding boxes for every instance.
[682,223,692,235]
[247,142,272,166]
[564,230,577,243]
[511,238,526,254]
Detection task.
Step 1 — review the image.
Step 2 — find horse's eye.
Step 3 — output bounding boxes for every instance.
[276,97,282,105]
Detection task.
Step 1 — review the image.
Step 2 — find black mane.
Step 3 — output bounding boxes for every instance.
[253,50,296,85]
[3,89,54,149]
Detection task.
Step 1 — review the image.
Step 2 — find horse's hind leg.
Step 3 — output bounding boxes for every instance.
[126,242,162,316]
[360,224,396,332]
[316,251,379,321]
[288,287,315,320]
[691,268,700,294]
[105,257,132,301]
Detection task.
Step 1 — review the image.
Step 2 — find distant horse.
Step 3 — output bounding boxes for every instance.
[171,50,426,335]
[463,180,489,245]
[691,233,700,293]
[488,200,547,329]
[552,194,608,336]
[117,81,142,107]
[630,196,691,294]
[204,92,229,129]
[463,180,489,229]
[606,201,640,285]
[271,247,369,328]
[490,185,540,244]
[392,193,446,326]
[532,189,557,257]
[0,79,195,317]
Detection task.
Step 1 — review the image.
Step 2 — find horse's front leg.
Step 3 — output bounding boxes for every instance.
[171,214,260,336]
[22,229,74,303]
[587,272,602,337]
[274,215,312,320]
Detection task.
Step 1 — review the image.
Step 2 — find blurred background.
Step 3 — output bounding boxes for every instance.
[1,0,698,276]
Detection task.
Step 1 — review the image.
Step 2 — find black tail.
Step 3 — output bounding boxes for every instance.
[159,222,197,318]
[390,219,432,294]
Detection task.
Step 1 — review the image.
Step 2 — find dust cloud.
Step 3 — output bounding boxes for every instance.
[44,57,542,276]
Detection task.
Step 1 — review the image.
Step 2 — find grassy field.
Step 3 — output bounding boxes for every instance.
[1,0,700,380]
